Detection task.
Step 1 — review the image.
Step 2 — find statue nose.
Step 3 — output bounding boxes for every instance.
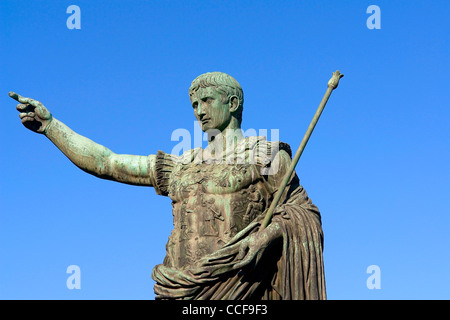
[197,103,206,117]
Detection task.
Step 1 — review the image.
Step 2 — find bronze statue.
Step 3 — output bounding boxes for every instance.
[10,71,342,299]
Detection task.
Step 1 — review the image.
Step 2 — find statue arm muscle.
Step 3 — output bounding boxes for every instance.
[45,118,156,186]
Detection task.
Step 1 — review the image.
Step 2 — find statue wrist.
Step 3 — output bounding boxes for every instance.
[43,115,55,136]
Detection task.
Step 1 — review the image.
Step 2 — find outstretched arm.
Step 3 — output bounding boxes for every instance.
[45,118,156,186]
[9,92,156,187]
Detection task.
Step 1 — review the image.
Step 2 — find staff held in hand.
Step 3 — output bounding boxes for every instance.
[261,70,344,229]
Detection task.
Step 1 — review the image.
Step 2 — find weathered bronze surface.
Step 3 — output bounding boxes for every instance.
[9,71,328,300]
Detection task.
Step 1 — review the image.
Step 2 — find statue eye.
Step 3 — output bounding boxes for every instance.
[192,102,198,109]
[202,97,214,104]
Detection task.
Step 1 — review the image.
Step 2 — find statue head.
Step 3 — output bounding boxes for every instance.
[189,72,244,132]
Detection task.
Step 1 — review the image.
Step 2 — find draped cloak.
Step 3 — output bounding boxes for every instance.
[150,136,326,300]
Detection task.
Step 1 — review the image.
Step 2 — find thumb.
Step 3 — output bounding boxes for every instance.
[35,104,52,120]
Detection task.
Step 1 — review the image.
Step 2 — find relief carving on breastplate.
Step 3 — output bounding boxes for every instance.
[179,204,193,241]
[244,184,265,224]
[225,164,252,190]
[199,196,223,236]
[232,184,266,232]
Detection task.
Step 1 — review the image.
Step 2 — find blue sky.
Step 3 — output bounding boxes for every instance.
[1,0,449,299]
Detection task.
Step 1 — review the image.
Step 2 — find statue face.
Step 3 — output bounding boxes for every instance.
[190,87,231,132]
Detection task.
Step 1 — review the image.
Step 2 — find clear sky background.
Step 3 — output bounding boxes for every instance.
[1,0,449,300]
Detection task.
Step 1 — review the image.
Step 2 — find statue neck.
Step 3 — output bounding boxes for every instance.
[205,123,244,160]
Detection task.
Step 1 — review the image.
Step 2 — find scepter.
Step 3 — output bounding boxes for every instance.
[261,70,344,229]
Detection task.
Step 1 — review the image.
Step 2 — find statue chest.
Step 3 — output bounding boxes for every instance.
[164,162,270,268]
[170,162,260,196]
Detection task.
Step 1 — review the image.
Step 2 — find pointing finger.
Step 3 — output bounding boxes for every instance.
[9,92,43,108]
[9,91,21,101]
[27,98,44,109]
[9,92,30,104]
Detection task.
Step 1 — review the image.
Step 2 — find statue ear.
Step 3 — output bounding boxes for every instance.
[229,95,239,113]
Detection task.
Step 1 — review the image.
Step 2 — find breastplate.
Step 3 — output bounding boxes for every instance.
[164,161,270,268]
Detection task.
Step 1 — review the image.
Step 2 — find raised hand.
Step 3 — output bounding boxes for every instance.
[9,92,53,134]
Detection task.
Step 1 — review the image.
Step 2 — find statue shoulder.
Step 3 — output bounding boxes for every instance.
[153,147,202,196]
[244,136,292,167]
[156,147,202,165]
